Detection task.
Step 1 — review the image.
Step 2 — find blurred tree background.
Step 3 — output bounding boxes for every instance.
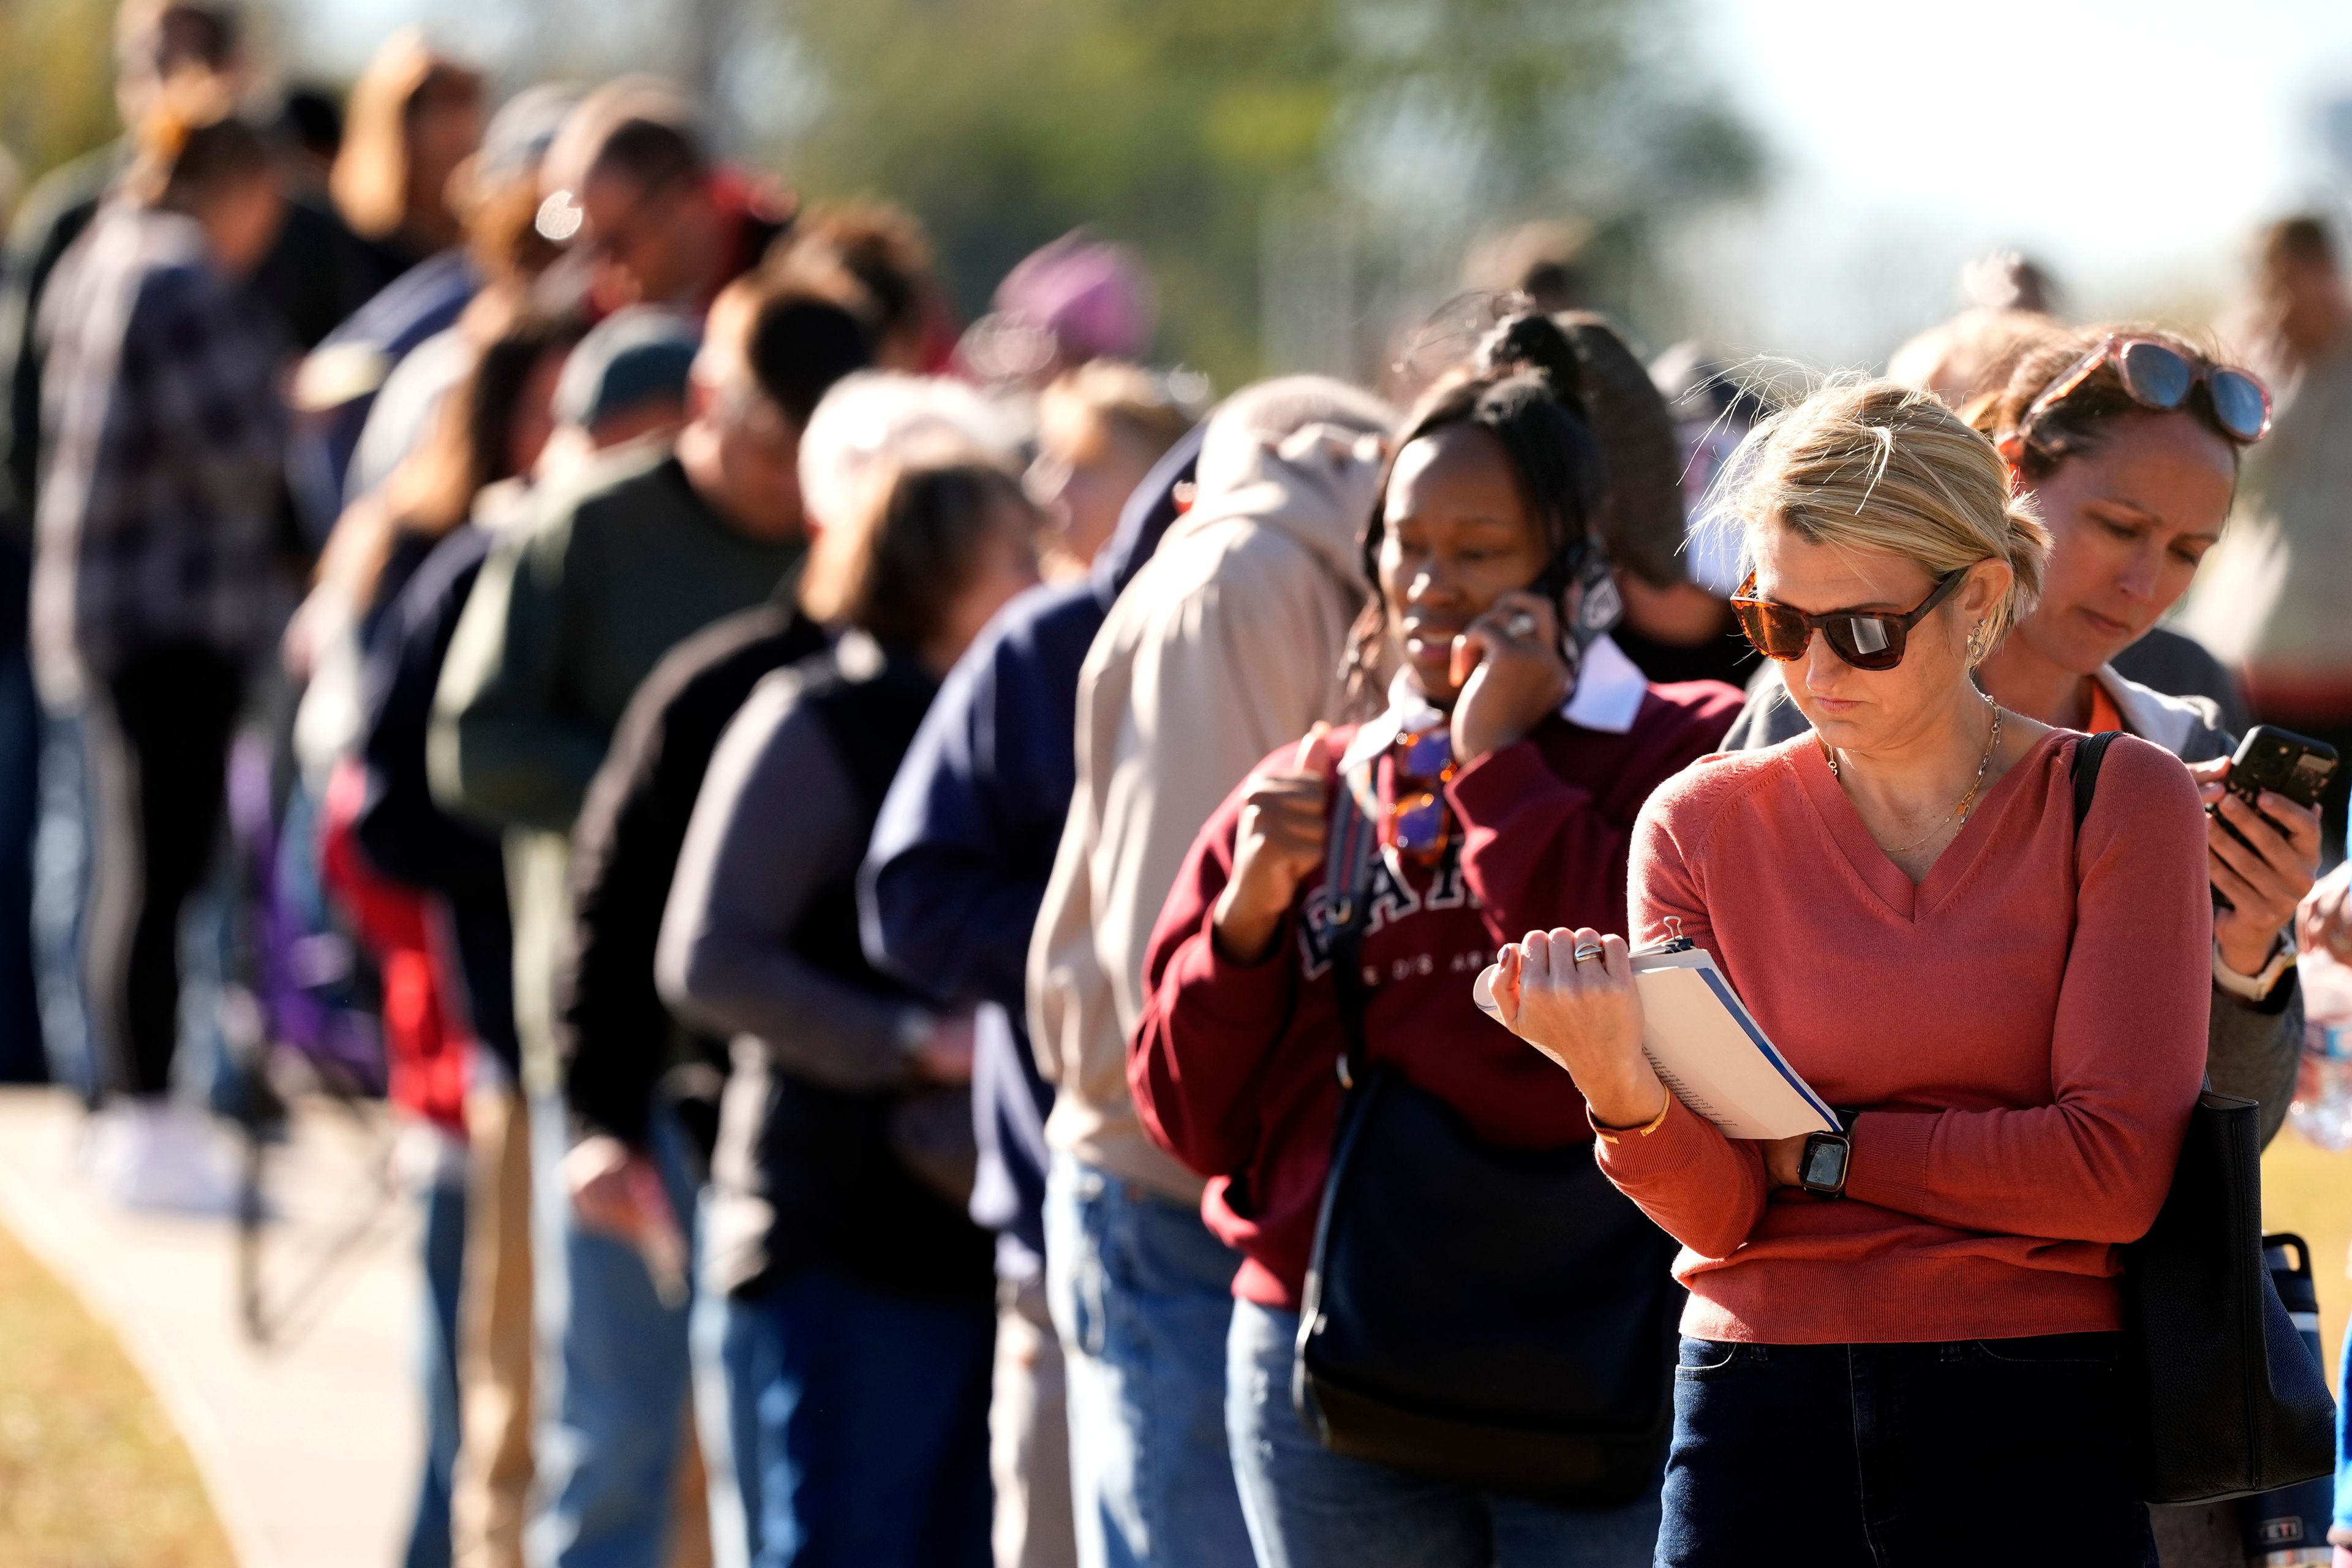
[1,0,1762,386]
[1,0,122,192]
[769,0,1761,385]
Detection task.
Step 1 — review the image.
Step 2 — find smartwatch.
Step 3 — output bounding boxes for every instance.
[1798,1128,1852,1197]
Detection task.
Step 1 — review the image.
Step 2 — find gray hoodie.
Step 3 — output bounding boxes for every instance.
[1027,388,1392,1200]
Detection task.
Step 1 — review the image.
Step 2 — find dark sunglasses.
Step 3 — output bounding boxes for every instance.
[1730,570,1964,672]
[2020,335,2272,447]
[1382,726,1458,863]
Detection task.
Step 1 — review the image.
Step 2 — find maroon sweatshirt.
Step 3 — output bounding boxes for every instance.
[1128,679,1742,1309]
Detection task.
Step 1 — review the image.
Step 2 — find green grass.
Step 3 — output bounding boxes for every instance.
[0,1216,237,1567]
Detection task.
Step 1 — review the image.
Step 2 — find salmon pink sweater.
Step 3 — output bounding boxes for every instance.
[1599,729,2210,1345]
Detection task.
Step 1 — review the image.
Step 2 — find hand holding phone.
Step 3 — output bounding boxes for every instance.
[1450,591,1573,763]
[2199,726,2332,963]
[2214,726,2339,840]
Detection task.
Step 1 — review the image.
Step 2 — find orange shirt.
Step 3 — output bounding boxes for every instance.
[1601,731,2210,1344]
[2084,679,2125,738]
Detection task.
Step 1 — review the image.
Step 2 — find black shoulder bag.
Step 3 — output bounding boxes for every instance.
[1291,769,1682,1505]
[2073,731,2336,1503]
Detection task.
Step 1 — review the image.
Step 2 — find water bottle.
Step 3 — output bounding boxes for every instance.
[2239,1235,2334,1566]
[2289,948,2352,1152]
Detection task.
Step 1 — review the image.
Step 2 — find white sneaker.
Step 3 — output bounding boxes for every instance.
[86,1100,246,1216]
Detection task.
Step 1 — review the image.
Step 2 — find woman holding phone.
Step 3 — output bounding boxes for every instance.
[1492,379,2210,1566]
[1725,326,2316,1155]
[1127,313,1741,1567]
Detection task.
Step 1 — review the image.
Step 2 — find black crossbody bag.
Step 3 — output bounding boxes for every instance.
[2072,731,2335,1502]
[1291,769,1681,1505]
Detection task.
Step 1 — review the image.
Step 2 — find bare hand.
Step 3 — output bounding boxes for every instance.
[1212,725,1333,964]
[2301,863,2352,963]
[1489,926,1665,1129]
[1450,592,1574,763]
[564,1135,657,1240]
[911,1012,978,1085]
[2193,758,2322,976]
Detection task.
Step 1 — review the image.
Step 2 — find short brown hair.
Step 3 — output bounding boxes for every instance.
[799,457,1036,645]
[127,78,271,209]
[330,29,484,241]
[777,203,938,350]
[1038,360,1195,462]
[2260,215,2336,276]
[1965,322,2239,481]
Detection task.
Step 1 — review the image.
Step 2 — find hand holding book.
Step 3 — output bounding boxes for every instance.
[1480,925,1671,1133]
[1478,930,1838,1143]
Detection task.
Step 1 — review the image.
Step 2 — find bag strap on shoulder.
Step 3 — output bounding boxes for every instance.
[1322,755,1381,1087]
[2071,729,2122,834]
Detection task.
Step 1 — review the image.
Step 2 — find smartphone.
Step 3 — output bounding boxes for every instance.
[2213,725,2339,853]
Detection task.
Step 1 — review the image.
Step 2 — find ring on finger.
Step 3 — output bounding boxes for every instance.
[1505,612,1538,639]
[1572,941,1604,963]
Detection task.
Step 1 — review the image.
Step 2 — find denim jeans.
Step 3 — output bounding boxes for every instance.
[693,1259,757,1568]
[405,1166,467,1568]
[1044,1154,1253,1568]
[720,1264,993,1568]
[1225,1300,1660,1568]
[0,645,43,1082]
[526,1092,696,1568]
[32,709,94,1101]
[1657,1333,2155,1567]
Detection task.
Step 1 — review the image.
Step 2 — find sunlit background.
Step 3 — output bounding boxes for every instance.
[9,0,2351,386]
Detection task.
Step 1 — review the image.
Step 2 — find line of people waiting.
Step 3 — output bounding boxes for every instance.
[6,6,2352,1567]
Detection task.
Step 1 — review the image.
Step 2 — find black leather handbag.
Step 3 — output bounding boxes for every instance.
[1291,774,1681,1505]
[2072,733,2336,1504]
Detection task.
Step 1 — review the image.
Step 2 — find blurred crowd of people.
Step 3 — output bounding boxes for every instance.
[6,5,2352,1568]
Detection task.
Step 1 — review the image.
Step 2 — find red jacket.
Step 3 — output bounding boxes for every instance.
[1128,677,1741,1308]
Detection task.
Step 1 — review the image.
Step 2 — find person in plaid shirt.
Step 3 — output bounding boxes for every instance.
[32,98,287,1207]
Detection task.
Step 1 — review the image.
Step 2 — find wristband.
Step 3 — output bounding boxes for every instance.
[2213,935,2295,1003]
[1594,1095,1672,1144]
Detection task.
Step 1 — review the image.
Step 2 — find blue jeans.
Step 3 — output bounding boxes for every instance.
[32,709,93,1101]
[694,1253,758,1568]
[0,646,43,1082]
[406,1167,467,1568]
[526,1093,696,1568]
[721,1265,993,1568]
[1657,1334,2155,1567]
[1044,1154,1253,1568]
[1225,1300,1660,1568]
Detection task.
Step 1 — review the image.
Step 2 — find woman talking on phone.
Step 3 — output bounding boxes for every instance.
[1127,312,1740,1568]
[1492,380,2210,1566]
[1726,326,2316,1153]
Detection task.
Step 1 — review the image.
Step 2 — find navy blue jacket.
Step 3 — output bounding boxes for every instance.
[861,428,1200,1275]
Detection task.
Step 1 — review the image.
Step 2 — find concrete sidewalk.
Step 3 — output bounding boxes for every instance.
[0,1087,420,1568]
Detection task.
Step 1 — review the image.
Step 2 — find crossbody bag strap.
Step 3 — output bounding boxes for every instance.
[1321,754,1381,1088]
[2071,729,2121,834]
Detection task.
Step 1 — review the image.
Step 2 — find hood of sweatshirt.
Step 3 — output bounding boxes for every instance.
[1150,420,1387,592]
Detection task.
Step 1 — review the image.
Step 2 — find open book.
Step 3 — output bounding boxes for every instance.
[1473,941,1839,1140]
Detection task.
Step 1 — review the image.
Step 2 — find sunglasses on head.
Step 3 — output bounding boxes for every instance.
[1382,726,1457,864]
[1730,570,1965,672]
[2018,335,2272,448]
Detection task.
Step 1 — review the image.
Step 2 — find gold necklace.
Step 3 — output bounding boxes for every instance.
[1820,696,2003,856]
